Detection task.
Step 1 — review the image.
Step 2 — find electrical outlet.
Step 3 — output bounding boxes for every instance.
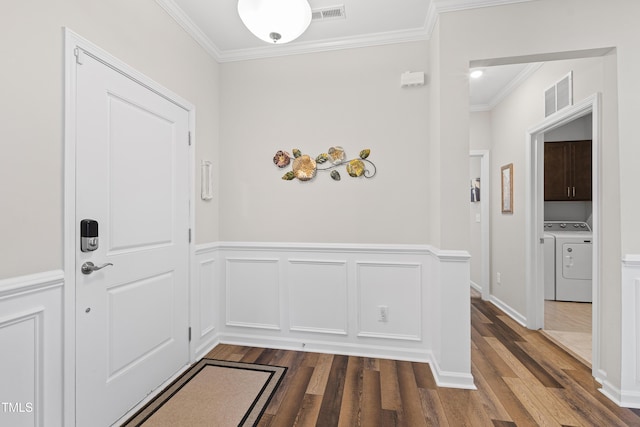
[378,305,389,322]
[497,272,501,285]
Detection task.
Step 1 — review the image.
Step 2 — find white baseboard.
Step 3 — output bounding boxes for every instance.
[470,280,482,293]
[489,294,527,327]
[219,333,431,362]
[600,379,640,409]
[195,335,220,360]
[429,356,477,389]
[218,333,476,389]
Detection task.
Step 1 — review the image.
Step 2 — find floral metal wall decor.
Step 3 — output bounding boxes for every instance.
[273,146,376,182]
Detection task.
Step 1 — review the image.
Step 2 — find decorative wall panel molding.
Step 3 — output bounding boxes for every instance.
[0,270,64,426]
[0,309,42,426]
[288,259,348,335]
[225,257,281,330]
[356,262,422,340]
[198,258,217,337]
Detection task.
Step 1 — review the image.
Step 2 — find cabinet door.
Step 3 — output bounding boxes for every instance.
[544,142,570,200]
[571,140,592,200]
[544,140,592,201]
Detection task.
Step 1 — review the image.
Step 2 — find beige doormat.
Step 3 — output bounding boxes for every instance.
[122,359,286,427]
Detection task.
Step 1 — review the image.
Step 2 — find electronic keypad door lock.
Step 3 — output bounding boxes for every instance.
[80,219,99,252]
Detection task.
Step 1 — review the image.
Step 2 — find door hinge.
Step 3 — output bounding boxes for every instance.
[188,131,192,146]
[188,327,192,342]
[188,228,192,243]
[74,47,84,65]
[540,237,545,244]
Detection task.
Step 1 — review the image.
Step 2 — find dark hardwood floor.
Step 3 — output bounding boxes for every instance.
[205,294,640,426]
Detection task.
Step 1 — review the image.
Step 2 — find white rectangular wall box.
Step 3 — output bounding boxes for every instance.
[401,71,425,88]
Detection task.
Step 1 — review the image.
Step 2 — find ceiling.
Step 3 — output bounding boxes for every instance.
[469,63,543,111]
[155,0,538,109]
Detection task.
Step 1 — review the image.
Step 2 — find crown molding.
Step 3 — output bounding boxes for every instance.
[155,0,223,60]
[216,27,429,63]
[469,63,543,111]
[424,1,440,40]
[490,62,543,106]
[157,0,534,63]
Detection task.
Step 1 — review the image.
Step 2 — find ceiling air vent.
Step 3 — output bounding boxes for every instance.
[544,71,573,117]
[311,5,346,22]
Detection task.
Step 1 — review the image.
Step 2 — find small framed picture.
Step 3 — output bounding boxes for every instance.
[501,163,513,213]
[470,178,480,202]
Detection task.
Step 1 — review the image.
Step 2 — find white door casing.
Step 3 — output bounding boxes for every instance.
[65,30,194,427]
[525,94,600,379]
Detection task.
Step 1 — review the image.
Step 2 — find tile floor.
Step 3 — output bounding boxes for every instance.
[543,300,592,366]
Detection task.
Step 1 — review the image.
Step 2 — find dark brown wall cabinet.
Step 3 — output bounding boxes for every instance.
[544,140,592,201]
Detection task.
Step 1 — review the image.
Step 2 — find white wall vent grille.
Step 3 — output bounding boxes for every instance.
[312,5,346,22]
[544,71,573,117]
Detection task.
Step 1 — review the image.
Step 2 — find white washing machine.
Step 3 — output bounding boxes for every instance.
[543,221,593,302]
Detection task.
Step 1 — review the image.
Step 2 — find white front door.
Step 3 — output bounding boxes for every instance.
[74,51,190,426]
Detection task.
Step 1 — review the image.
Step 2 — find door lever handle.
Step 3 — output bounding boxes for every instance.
[81,261,114,275]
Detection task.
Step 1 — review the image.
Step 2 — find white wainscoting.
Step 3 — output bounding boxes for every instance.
[608,254,640,408]
[0,270,64,427]
[194,242,473,389]
[193,244,220,359]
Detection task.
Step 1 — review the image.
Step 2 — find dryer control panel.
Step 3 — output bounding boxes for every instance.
[544,221,591,232]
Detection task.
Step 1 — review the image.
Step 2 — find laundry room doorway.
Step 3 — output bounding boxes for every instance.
[541,112,594,366]
[524,94,601,377]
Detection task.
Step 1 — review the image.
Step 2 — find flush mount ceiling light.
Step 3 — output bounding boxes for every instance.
[237,0,312,44]
[470,69,484,79]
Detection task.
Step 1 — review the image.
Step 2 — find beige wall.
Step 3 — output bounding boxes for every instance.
[0,0,220,280]
[218,42,430,244]
[435,0,638,393]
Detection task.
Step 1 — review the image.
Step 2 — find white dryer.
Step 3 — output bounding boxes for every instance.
[543,221,592,302]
